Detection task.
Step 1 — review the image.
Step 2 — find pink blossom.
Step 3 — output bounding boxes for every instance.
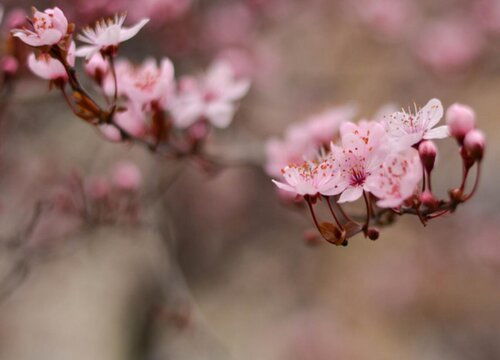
[365,148,422,208]
[0,56,19,76]
[333,120,389,203]
[112,161,142,191]
[27,41,75,81]
[128,0,192,23]
[170,60,250,129]
[3,8,27,30]
[113,57,175,108]
[415,18,484,75]
[11,7,68,47]
[99,124,122,142]
[114,102,147,138]
[446,103,476,142]
[84,52,109,80]
[75,14,149,59]
[383,98,448,150]
[463,129,485,161]
[265,137,316,178]
[272,160,341,197]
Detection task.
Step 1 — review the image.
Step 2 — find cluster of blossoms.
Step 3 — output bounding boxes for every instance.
[13,7,250,161]
[269,99,485,246]
[349,0,500,75]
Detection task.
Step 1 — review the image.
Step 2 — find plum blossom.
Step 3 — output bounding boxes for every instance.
[332,120,389,203]
[365,148,422,208]
[265,105,355,177]
[114,102,147,138]
[383,98,448,150]
[84,52,109,81]
[11,7,68,47]
[27,41,75,81]
[109,58,175,108]
[272,160,341,197]
[112,161,142,191]
[75,14,149,59]
[170,60,250,129]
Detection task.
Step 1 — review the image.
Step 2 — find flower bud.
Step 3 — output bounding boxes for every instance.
[463,129,485,161]
[446,103,476,144]
[112,161,142,191]
[420,190,438,209]
[366,227,379,241]
[0,56,18,76]
[418,140,437,173]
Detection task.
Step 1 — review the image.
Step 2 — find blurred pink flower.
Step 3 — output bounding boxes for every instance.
[474,0,500,34]
[170,60,250,129]
[99,124,122,142]
[0,55,19,76]
[27,41,75,81]
[272,160,341,197]
[114,57,175,108]
[353,0,415,41]
[366,148,422,208]
[75,14,149,59]
[415,18,484,75]
[85,176,111,200]
[114,102,147,138]
[84,52,109,81]
[112,161,142,191]
[334,121,388,203]
[12,7,68,47]
[3,8,27,30]
[128,0,192,23]
[383,98,448,150]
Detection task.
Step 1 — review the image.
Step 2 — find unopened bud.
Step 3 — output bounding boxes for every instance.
[463,129,485,162]
[420,190,438,209]
[367,227,379,241]
[418,140,437,173]
[0,56,18,76]
[449,188,464,204]
[446,103,476,144]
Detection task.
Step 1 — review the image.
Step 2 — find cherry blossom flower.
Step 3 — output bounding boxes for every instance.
[170,60,250,129]
[446,103,476,143]
[383,98,448,150]
[365,148,422,208]
[99,124,122,142]
[333,120,389,203]
[11,7,68,47]
[264,105,355,177]
[272,160,341,197]
[27,41,75,81]
[114,102,147,138]
[84,52,109,81]
[75,14,150,59]
[111,57,175,108]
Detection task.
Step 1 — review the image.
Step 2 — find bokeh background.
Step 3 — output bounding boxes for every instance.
[0,0,499,359]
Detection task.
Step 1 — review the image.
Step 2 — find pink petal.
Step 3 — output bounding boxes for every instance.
[424,125,449,140]
[338,186,363,203]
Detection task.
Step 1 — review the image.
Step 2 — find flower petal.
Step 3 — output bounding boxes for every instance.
[424,125,449,140]
[119,18,150,42]
[338,186,363,203]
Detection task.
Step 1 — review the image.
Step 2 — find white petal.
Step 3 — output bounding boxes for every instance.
[338,186,363,203]
[75,45,99,59]
[206,101,235,128]
[424,125,449,140]
[119,18,150,42]
[420,98,444,129]
[272,180,297,194]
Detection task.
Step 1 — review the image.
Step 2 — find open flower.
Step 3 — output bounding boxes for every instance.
[27,41,75,81]
[109,57,175,108]
[11,7,68,47]
[383,98,448,150]
[75,14,149,59]
[170,60,250,129]
[365,148,422,208]
[332,120,389,203]
[272,160,341,197]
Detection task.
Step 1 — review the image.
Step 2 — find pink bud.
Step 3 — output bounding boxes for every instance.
[0,56,19,76]
[420,190,438,209]
[112,162,142,191]
[446,103,476,143]
[99,124,122,142]
[418,140,437,173]
[463,129,485,161]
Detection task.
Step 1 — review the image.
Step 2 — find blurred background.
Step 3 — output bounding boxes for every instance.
[0,0,499,359]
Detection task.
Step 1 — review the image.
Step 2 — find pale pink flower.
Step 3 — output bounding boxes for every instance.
[383,98,448,150]
[333,120,389,203]
[272,160,341,197]
[128,0,192,23]
[112,161,142,191]
[365,148,422,208]
[304,105,356,146]
[3,8,27,30]
[27,41,75,81]
[415,18,484,75]
[114,57,175,108]
[114,102,147,138]
[265,137,316,178]
[170,60,250,129]
[75,14,149,59]
[11,7,68,47]
[84,52,109,80]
